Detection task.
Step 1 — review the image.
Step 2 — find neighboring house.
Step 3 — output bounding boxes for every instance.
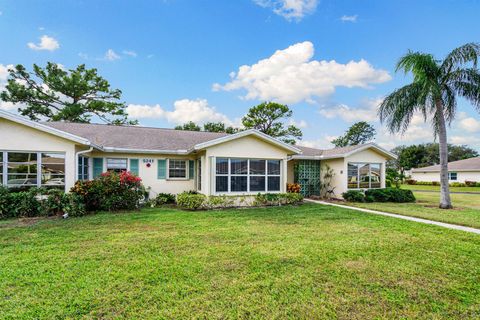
[411,157,480,183]
[0,110,396,198]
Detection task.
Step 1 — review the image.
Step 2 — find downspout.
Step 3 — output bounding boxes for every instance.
[75,147,94,182]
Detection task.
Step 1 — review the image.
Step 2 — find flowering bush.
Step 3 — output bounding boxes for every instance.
[71,171,144,212]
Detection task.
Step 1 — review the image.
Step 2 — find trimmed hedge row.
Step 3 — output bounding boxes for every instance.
[405,180,480,187]
[342,188,416,203]
[175,192,304,210]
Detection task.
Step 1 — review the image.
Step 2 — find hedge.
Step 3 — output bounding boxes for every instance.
[343,188,416,203]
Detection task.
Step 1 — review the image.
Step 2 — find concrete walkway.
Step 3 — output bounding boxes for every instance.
[305,199,480,235]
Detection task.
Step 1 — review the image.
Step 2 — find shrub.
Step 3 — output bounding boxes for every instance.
[205,195,235,209]
[342,190,365,202]
[154,193,176,206]
[8,188,42,217]
[0,186,10,219]
[41,189,68,216]
[71,171,144,212]
[176,192,206,210]
[286,183,301,193]
[63,193,87,217]
[465,181,477,187]
[254,193,303,206]
[450,182,467,187]
[432,181,440,186]
[282,192,303,205]
[405,179,417,185]
[365,188,415,203]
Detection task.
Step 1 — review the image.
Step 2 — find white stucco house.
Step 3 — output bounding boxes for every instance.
[411,157,480,183]
[0,110,396,198]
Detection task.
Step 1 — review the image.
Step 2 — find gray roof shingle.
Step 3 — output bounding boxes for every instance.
[412,157,480,172]
[42,122,229,151]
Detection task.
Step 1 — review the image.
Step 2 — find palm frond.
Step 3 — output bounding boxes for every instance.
[396,51,440,83]
[441,43,480,73]
[378,82,426,134]
[448,68,480,111]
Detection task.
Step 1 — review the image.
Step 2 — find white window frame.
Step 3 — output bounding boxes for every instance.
[106,158,128,172]
[167,159,188,180]
[1,150,66,190]
[448,172,458,181]
[347,162,382,190]
[214,158,282,195]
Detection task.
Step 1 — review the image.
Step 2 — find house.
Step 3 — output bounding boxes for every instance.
[0,110,396,198]
[411,157,480,183]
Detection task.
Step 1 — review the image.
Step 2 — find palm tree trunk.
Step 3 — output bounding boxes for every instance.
[435,100,453,209]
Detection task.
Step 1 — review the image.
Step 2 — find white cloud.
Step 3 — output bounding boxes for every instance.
[104,49,121,61]
[127,99,233,125]
[78,52,89,59]
[0,64,12,81]
[27,35,60,51]
[289,118,308,128]
[450,135,480,145]
[122,50,137,57]
[340,15,358,22]
[254,0,318,21]
[213,41,391,104]
[318,98,382,122]
[459,116,480,133]
[0,64,19,111]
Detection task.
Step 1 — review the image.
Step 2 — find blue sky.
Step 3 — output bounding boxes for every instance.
[0,0,479,150]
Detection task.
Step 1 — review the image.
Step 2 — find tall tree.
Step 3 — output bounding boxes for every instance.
[203,122,238,134]
[0,63,136,124]
[174,121,201,131]
[331,121,376,147]
[379,43,480,209]
[242,102,302,144]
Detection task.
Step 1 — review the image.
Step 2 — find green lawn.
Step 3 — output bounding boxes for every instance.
[347,191,480,229]
[402,184,480,193]
[1,204,480,319]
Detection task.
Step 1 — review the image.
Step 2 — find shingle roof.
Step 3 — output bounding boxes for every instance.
[412,157,480,172]
[42,122,229,151]
[295,144,371,157]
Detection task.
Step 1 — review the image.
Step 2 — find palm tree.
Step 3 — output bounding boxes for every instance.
[379,43,480,209]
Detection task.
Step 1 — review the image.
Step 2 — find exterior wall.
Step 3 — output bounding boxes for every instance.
[204,135,291,196]
[321,158,345,198]
[0,118,79,191]
[87,151,197,196]
[411,171,480,183]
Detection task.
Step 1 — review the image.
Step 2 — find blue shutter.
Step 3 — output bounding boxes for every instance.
[189,160,195,180]
[93,158,103,178]
[130,159,139,176]
[158,159,166,179]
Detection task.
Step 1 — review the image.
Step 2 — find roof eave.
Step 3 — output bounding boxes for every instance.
[102,147,190,155]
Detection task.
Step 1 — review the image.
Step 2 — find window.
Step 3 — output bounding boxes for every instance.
[449,172,457,181]
[78,156,89,180]
[41,153,65,188]
[106,158,127,173]
[2,151,65,190]
[215,158,282,193]
[7,152,38,188]
[347,162,382,189]
[168,159,187,178]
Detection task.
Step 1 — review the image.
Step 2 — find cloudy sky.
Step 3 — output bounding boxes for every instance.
[0,0,479,150]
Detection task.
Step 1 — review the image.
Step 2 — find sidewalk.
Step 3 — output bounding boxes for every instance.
[305,199,480,235]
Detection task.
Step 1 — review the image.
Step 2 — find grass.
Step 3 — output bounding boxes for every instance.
[402,184,480,193]
[1,203,480,319]
[346,190,480,229]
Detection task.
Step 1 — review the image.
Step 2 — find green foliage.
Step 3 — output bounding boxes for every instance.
[63,193,87,217]
[386,168,403,188]
[331,121,376,147]
[70,171,144,212]
[154,193,176,206]
[242,102,303,144]
[0,186,10,219]
[365,188,416,203]
[205,195,235,209]
[254,193,303,206]
[174,121,201,131]
[389,143,479,171]
[0,63,136,124]
[176,192,206,210]
[342,190,365,202]
[41,189,68,216]
[203,122,238,133]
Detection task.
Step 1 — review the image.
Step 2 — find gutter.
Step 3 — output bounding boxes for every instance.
[102,147,190,155]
